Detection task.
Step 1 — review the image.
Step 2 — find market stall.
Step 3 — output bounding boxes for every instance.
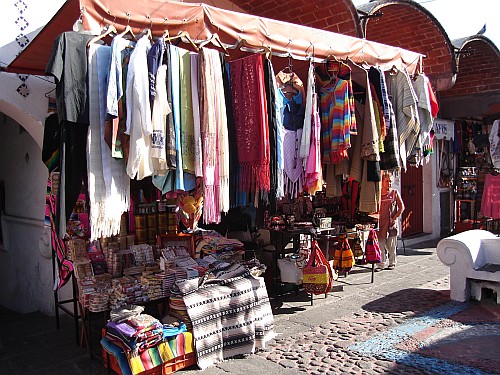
[5,1,433,374]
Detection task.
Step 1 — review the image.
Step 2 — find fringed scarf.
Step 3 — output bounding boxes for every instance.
[214,52,230,214]
[88,44,130,240]
[229,54,270,197]
[190,53,203,177]
[199,48,220,223]
[178,47,196,174]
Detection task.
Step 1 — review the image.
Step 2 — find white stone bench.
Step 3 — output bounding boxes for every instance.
[436,229,500,302]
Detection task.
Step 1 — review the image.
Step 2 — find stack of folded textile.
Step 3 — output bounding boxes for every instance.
[104,310,187,354]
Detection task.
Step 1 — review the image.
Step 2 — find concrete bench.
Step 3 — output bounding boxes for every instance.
[436,229,500,303]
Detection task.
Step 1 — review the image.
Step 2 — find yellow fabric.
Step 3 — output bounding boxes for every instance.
[303,273,330,284]
[128,355,145,374]
[373,100,384,154]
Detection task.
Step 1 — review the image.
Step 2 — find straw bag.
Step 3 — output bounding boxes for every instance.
[302,240,334,295]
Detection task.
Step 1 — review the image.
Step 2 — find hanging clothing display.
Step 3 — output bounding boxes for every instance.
[481,173,500,219]
[300,62,316,166]
[319,76,353,164]
[213,52,230,215]
[105,35,135,160]
[199,48,229,223]
[385,68,420,171]
[304,92,323,195]
[229,53,270,204]
[125,35,154,180]
[489,119,500,169]
[263,58,278,214]
[88,43,131,241]
[45,31,94,237]
[411,73,434,166]
[191,53,203,178]
[178,48,196,176]
[277,70,306,199]
[221,59,239,208]
[150,64,172,172]
[272,67,285,202]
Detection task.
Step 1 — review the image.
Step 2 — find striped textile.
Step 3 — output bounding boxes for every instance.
[102,331,194,375]
[128,332,193,374]
[46,180,73,289]
[181,265,275,370]
[333,236,355,273]
[385,69,420,171]
[320,78,352,164]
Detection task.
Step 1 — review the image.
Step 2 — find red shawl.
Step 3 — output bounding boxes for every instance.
[229,54,270,192]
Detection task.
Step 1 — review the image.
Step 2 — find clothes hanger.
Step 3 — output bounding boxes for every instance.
[164,31,199,51]
[87,24,117,46]
[198,33,230,56]
[388,64,398,75]
[162,29,170,43]
[326,55,341,77]
[117,13,136,41]
[228,37,272,57]
[137,28,153,41]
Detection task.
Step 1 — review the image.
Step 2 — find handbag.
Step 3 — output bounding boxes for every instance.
[302,240,334,295]
[364,229,381,263]
[333,236,355,273]
[277,256,303,285]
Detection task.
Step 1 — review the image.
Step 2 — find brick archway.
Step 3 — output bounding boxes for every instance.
[359,0,456,92]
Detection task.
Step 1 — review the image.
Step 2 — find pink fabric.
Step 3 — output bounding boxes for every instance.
[199,48,219,223]
[304,92,323,194]
[481,174,500,219]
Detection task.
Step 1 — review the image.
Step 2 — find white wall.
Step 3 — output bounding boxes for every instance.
[0,113,71,315]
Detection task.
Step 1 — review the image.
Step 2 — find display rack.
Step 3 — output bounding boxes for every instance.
[454,167,479,233]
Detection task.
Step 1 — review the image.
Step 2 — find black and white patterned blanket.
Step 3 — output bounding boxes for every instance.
[179,264,275,369]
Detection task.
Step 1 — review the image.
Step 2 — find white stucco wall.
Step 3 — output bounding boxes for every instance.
[0,113,74,315]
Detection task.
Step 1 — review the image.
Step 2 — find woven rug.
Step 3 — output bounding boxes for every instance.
[181,265,275,369]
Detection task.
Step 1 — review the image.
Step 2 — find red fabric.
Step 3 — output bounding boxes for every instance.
[427,80,439,118]
[229,54,270,192]
[365,229,381,263]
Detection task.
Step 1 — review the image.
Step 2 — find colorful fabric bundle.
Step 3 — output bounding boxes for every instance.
[101,330,194,375]
[302,240,334,295]
[332,235,355,273]
[365,229,382,263]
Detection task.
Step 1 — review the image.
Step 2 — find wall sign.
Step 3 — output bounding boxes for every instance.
[433,119,454,140]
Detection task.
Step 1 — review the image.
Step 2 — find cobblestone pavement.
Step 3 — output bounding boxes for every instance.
[258,278,453,375]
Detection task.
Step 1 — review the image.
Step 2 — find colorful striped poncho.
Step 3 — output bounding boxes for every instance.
[320,78,354,164]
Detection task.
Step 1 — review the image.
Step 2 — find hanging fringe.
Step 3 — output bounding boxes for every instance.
[239,161,270,193]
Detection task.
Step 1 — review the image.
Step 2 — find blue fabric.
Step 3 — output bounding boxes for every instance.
[170,45,185,191]
[278,89,305,131]
[147,37,164,103]
[101,337,133,375]
[106,36,135,118]
[162,321,187,340]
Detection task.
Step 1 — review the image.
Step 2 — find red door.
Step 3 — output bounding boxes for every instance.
[401,165,423,237]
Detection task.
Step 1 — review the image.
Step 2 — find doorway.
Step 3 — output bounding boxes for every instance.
[401,165,424,237]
